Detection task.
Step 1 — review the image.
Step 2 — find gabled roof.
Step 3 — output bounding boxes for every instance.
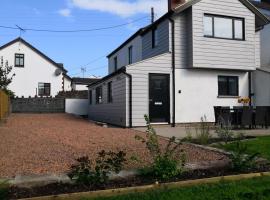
[107,0,269,59]
[72,77,101,85]
[0,37,68,73]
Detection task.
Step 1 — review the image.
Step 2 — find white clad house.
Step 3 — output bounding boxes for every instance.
[0,37,71,97]
[88,0,269,127]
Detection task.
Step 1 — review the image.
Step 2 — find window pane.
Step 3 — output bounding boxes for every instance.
[15,58,20,66]
[218,77,228,96]
[204,16,213,36]
[214,17,233,39]
[228,78,238,96]
[234,20,243,39]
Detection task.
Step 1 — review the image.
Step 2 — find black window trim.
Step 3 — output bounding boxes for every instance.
[107,81,113,103]
[152,26,158,48]
[113,56,118,72]
[14,53,25,67]
[218,75,239,97]
[96,86,103,104]
[128,46,133,65]
[204,13,245,41]
[89,90,92,105]
[38,82,51,97]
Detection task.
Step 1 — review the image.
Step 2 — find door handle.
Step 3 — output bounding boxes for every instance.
[149,99,153,102]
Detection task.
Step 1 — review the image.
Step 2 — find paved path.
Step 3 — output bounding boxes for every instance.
[134,126,270,139]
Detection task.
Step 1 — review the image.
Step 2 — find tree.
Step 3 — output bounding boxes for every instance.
[0,56,15,96]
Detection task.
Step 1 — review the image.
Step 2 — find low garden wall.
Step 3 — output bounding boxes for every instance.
[11,98,65,113]
[65,99,88,116]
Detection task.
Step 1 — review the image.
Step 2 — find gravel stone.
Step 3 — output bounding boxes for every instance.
[0,114,228,178]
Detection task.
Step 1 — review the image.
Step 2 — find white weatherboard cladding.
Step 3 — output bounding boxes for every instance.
[72,84,89,91]
[175,69,249,123]
[126,53,172,127]
[88,73,129,127]
[192,0,257,70]
[108,36,142,74]
[0,41,63,97]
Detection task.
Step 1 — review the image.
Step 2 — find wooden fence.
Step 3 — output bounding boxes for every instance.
[0,90,9,121]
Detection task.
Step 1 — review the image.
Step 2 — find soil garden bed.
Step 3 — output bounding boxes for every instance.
[7,165,270,200]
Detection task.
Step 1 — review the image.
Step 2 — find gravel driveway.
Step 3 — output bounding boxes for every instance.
[0,114,227,178]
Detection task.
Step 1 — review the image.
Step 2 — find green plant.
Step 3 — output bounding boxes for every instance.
[216,125,234,144]
[68,150,126,186]
[229,139,260,172]
[195,116,212,145]
[0,57,15,91]
[0,181,9,200]
[135,115,185,180]
[183,126,193,142]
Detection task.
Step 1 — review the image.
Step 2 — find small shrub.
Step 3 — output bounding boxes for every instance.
[216,125,234,144]
[135,115,186,181]
[229,139,259,172]
[0,181,9,200]
[184,126,193,142]
[68,150,126,186]
[195,116,212,145]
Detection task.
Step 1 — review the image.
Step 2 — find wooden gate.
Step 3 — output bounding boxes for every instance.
[0,90,9,121]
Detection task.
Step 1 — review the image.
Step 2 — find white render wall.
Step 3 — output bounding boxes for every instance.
[0,41,63,97]
[175,69,249,123]
[63,77,72,91]
[66,99,89,115]
[72,84,89,91]
[252,69,270,106]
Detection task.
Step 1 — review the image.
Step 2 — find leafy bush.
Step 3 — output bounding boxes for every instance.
[183,126,193,142]
[216,125,234,144]
[68,150,126,186]
[229,139,259,172]
[195,116,212,145]
[0,181,9,200]
[135,115,186,180]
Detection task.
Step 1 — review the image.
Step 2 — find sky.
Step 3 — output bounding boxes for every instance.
[0,0,167,78]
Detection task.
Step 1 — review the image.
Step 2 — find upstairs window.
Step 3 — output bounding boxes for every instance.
[15,53,24,67]
[38,83,51,96]
[114,57,118,72]
[152,27,159,48]
[218,76,239,97]
[128,46,133,65]
[89,90,92,105]
[96,86,103,104]
[107,81,113,103]
[204,14,245,40]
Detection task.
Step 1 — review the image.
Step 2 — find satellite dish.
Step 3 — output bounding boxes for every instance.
[55,69,62,76]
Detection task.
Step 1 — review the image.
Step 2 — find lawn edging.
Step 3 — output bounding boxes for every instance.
[18,172,270,200]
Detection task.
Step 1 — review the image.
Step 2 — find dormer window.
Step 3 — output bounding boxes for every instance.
[204,14,245,40]
[152,27,159,48]
[15,53,24,67]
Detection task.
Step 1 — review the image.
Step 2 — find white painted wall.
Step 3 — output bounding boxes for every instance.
[72,84,89,91]
[66,99,89,116]
[0,41,63,97]
[175,69,249,123]
[252,69,270,106]
[63,76,72,91]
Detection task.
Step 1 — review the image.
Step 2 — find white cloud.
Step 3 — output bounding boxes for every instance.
[70,0,168,18]
[58,8,72,17]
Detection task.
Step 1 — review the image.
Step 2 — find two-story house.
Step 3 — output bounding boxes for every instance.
[0,37,72,97]
[88,0,269,127]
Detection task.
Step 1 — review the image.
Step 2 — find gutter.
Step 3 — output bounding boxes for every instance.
[122,70,133,128]
[169,17,176,127]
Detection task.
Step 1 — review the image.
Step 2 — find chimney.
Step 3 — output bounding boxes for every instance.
[168,0,186,11]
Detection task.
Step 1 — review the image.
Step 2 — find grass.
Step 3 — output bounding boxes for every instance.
[82,176,270,200]
[217,136,270,160]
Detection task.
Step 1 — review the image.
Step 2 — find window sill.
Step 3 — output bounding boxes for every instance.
[217,95,240,99]
[15,66,24,68]
[204,36,245,41]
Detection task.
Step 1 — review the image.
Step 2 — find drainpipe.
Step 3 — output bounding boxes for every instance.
[169,17,176,127]
[122,70,133,128]
[248,71,252,106]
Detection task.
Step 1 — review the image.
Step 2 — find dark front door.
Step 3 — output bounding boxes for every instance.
[149,74,170,123]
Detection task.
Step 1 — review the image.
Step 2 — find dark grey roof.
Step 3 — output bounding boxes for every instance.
[72,77,101,85]
[0,37,68,73]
